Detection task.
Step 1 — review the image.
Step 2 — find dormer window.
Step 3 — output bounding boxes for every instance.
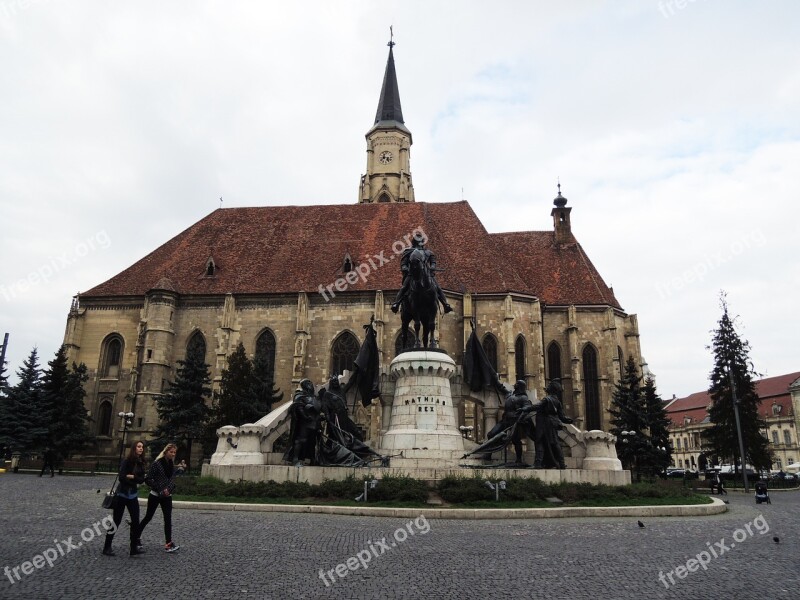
[205,257,216,277]
[772,403,782,416]
[684,416,692,425]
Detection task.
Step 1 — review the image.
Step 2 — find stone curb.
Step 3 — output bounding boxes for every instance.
[152,496,727,519]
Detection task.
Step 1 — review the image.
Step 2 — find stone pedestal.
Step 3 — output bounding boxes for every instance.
[211,426,239,465]
[379,351,466,463]
[230,424,266,465]
[580,430,623,471]
[211,424,267,466]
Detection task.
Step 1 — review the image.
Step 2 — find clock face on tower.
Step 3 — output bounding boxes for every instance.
[379,151,393,164]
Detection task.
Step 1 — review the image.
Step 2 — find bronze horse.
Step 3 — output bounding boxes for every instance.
[399,248,439,350]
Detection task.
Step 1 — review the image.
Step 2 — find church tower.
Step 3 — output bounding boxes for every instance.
[358,36,415,203]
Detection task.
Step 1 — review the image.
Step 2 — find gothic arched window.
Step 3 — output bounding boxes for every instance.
[254,329,276,381]
[97,399,113,436]
[514,336,525,382]
[101,335,123,378]
[482,334,498,372]
[547,341,562,383]
[187,331,207,363]
[582,344,601,430]
[331,332,360,376]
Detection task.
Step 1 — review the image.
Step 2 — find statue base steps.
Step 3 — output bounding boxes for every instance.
[201,463,632,487]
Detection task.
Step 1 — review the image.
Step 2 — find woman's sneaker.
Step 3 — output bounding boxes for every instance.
[164,541,180,553]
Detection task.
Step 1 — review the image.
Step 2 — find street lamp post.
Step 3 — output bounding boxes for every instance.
[117,412,134,466]
[620,431,638,481]
[729,363,749,493]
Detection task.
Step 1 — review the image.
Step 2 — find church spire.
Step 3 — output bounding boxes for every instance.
[374,31,405,127]
[358,32,414,204]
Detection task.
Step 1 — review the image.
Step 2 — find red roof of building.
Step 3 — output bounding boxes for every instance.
[82,201,622,308]
[493,231,619,306]
[666,371,800,428]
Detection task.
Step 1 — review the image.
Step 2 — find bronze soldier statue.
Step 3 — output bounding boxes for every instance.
[320,375,363,442]
[283,379,321,466]
[532,379,573,469]
[486,380,535,464]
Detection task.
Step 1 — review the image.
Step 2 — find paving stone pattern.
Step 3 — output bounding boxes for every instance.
[0,474,798,599]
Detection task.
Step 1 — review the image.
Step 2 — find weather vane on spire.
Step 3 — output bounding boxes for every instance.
[388,26,395,48]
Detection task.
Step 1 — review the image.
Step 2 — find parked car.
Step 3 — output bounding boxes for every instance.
[771,471,797,483]
[718,465,759,481]
[666,468,699,479]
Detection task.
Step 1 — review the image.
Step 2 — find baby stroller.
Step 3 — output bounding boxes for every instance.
[754,481,771,504]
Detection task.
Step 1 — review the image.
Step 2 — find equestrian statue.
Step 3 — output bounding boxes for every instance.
[391,232,452,349]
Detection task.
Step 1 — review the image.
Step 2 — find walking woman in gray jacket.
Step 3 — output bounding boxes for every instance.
[138,443,183,552]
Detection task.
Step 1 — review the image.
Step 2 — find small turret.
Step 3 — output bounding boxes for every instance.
[550,183,573,244]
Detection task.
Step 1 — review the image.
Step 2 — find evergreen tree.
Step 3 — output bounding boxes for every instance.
[40,346,69,449]
[153,343,212,467]
[2,349,47,454]
[701,293,771,472]
[252,350,283,417]
[608,355,648,479]
[642,376,672,473]
[204,343,283,458]
[214,342,258,428]
[41,346,92,459]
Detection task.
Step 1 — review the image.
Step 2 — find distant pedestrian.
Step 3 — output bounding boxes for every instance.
[138,443,183,553]
[39,448,56,477]
[103,441,146,557]
[717,478,727,495]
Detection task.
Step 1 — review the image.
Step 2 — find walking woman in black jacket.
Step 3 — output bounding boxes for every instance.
[103,440,146,557]
[138,443,183,553]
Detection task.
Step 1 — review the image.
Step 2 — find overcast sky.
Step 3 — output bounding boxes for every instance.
[1,1,798,398]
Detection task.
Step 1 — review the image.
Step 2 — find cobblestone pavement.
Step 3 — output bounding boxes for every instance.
[0,474,798,599]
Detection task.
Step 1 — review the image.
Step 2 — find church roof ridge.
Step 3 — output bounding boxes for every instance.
[81,201,622,311]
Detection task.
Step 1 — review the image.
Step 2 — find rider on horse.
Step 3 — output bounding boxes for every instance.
[391,233,453,314]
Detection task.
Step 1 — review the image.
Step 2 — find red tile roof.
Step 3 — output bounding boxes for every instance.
[82,201,621,308]
[492,231,620,306]
[666,372,800,428]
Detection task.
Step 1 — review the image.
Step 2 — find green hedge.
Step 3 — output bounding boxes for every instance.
[172,474,427,503]
[437,474,702,505]
[172,474,705,506]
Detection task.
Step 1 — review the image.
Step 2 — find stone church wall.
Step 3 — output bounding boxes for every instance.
[64,291,641,458]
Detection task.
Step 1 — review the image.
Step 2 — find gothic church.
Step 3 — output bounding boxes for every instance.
[63,43,644,459]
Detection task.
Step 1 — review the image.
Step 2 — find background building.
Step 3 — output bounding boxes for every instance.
[666,371,800,471]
